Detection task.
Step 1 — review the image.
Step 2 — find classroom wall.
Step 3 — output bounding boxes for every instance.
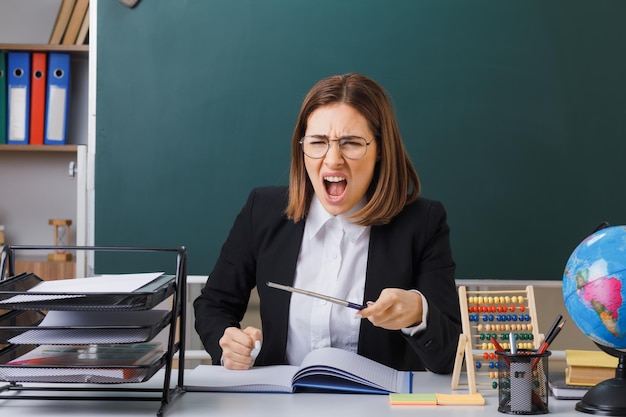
[0,0,88,247]
[0,0,60,44]
[95,1,626,280]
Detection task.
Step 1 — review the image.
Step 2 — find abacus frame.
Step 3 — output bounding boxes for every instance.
[451,285,543,394]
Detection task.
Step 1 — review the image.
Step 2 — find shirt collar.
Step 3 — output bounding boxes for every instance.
[306,196,369,241]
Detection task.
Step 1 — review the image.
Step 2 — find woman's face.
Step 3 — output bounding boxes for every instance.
[303,103,378,216]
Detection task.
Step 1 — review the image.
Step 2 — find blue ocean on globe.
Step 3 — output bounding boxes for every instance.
[563,225,626,349]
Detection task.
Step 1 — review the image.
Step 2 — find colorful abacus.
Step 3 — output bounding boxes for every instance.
[451,286,542,394]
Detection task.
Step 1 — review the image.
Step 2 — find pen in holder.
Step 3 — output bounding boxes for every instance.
[496,349,551,415]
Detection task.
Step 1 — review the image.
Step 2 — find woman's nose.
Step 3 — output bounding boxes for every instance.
[324,140,344,164]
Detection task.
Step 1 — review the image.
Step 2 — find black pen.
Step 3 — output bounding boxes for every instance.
[546,320,565,344]
[544,314,563,344]
[534,315,562,357]
[532,320,565,369]
[266,281,366,310]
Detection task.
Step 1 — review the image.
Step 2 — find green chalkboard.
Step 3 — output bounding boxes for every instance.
[95,0,626,279]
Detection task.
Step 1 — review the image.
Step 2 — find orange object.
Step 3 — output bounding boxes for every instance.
[29,52,47,145]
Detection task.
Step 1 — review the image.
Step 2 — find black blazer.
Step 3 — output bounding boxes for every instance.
[193,186,461,373]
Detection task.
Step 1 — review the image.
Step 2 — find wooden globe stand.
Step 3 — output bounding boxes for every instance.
[48,219,73,262]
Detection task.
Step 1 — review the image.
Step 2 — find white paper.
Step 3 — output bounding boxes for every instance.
[8,310,170,345]
[27,272,164,293]
[0,294,84,303]
[0,272,164,305]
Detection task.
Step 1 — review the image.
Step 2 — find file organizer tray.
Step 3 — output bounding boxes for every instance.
[0,310,46,341]
[0,272,176,311]
[0,344,167,384]
[0,245,188,417]
[0,309,172,345]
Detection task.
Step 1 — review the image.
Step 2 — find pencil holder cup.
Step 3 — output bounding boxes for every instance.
[495,350,551,415]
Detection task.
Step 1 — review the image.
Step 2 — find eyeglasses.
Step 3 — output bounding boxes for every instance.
[299,135,374,160]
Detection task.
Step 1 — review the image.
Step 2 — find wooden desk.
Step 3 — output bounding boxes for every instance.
[0,368,585,416]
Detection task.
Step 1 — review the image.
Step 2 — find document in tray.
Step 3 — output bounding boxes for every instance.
[7,309,170,345]
[6,342,163,367]
[0,272,164,304]
[0,342,164,383]
[185,347,412,394]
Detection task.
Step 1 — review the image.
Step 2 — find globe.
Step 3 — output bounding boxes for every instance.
[562,224,626,415]
[563,225,626,349]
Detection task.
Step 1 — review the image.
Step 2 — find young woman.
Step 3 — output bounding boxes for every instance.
[194,73,461,373]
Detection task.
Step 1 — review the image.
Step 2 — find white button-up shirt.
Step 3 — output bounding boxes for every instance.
[285,197,429,365]
[286,197,369,365]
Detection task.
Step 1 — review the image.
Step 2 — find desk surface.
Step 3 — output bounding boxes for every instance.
[0,370,584,417]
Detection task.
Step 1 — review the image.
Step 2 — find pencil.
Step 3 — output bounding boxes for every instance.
[490,335,504,352]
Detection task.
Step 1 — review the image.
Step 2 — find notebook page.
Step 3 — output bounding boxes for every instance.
[185,365,298,392]
[295,347,408,392]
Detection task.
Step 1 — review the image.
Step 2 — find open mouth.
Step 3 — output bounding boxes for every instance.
[324,176,347,198]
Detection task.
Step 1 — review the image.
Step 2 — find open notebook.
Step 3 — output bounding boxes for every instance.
[185,347,412,394]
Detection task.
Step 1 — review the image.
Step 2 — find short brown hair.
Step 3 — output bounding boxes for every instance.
[286,73,420,225]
